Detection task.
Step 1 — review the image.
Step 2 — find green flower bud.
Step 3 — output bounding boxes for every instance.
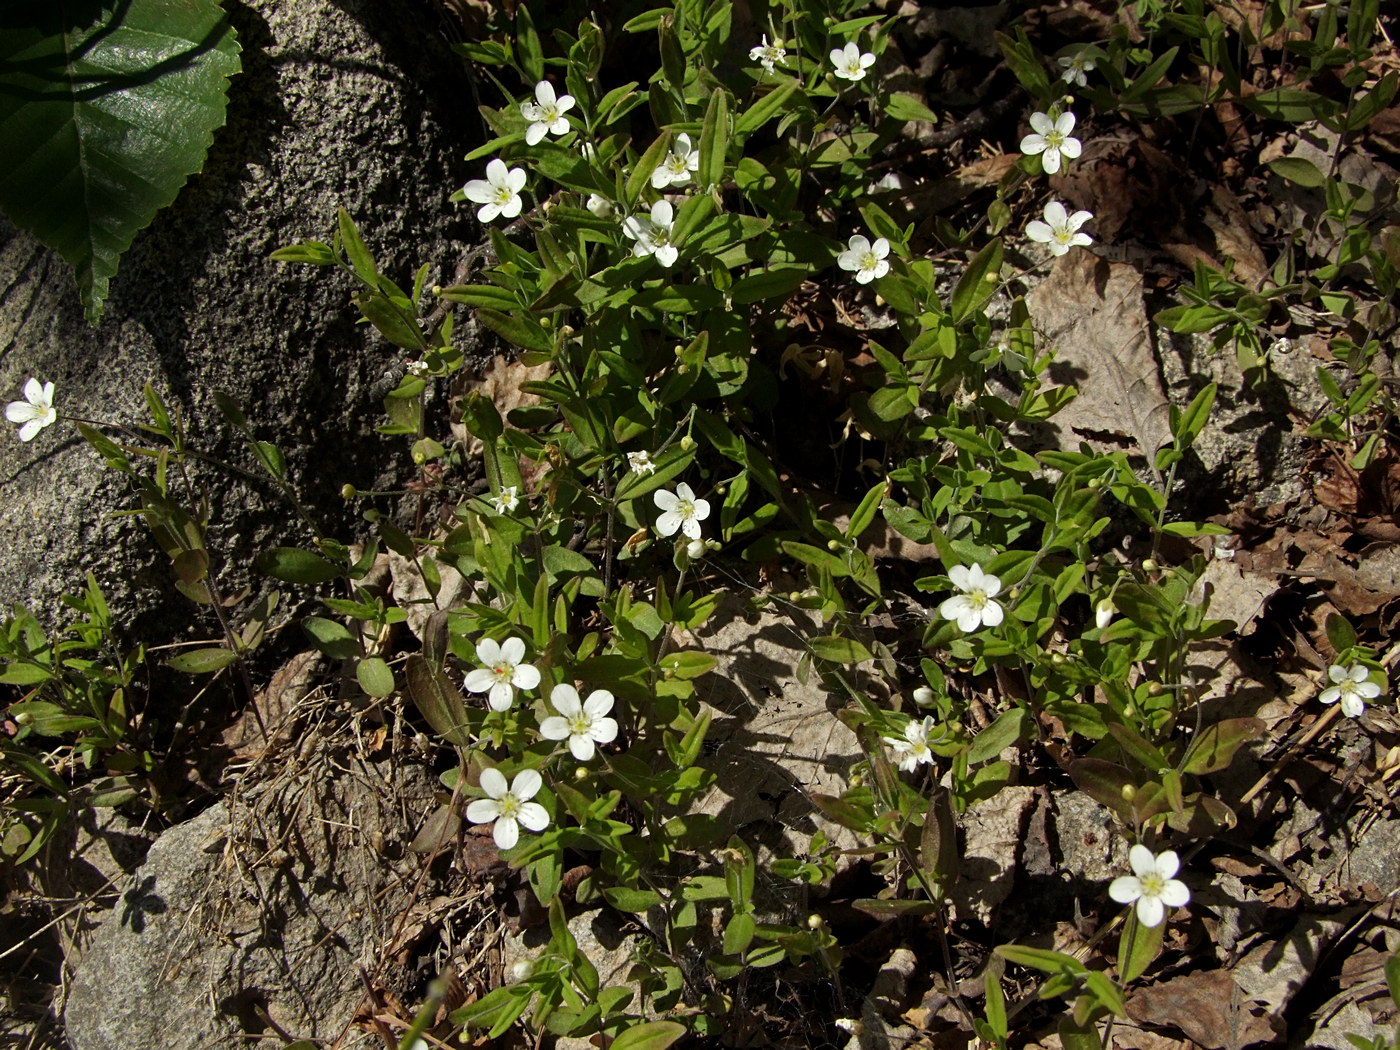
[341,484,357,499]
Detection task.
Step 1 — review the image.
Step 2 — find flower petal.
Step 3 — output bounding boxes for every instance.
[488,682,515,711]
[511,768,543,800]
[551,684,582,715]
[1029,112,1054,135]
[1108,875,1142,903]
[1025,220,1052,243]
[525,122,547,146]
[980,600,1005,627]
[582,689,614,717]
[568,735,596,761]
[498,637,525,664]
[466,798,501,823]
[947,564,973,591]
[539,716,570,741]
[475,638,502,664]
[464,668,496,694]
[1041,148,1062,174]
[1160,880,1190,908]
[1020,134,1047,156]
[690,497,711,521]
[1135,895,1165,928]
[479,767,508,798]
[656,510,683,537]
[1154,850,1180,880]
[1128,844,1158,878]
[517,802,550,832]
[493,815,520,850]
[512,663,541,690]
[590,717,619,744]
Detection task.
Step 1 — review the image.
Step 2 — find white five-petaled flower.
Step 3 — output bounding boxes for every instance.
[749,34,788,75]
[622,200,679,268]
[830,41,876,82]
[1058,50,1097,88]
[1319,663,1381,719]
[520,80,575,145]
[539,684,619,761]
[1020,110,1082,175]
[1109,845,1190,928]
[653,482,710,540]
[627,450,656,476]
[652,133,700,189]
[466,767,550,850]
[939,564,1005,633]
[837,234,890,284]
[489,486,519,514]
[884,716,938,772]
[1025,200,1094,256]
[464,636,541,712]
[462,158,527,223]
[5,379,56,442]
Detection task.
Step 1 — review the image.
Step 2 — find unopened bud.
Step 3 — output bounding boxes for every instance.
[431,284,442,295]
[807,914,824,929]
[849,773,864,788]
[1147,682,1165,696]
[1095,598,1116,630]
[827,539,841,551]
[912,686,935,707]
[13,711,33,726]
[511,960,535,981]
[341,484,357,499]
[680,435,694,451]
[1142,558,1159,572]
[1120,783,1136,802]
[573,766,589,781]
[1051,652,1066,666]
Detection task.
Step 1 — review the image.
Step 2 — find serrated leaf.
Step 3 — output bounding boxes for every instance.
[0,0,242,323]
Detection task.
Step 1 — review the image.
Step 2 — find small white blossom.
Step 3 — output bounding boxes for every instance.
[466,767,550,850]
[489,486,519,514]
[464,636,541,712]
[1095,598,1117,630]
[5,378,56,442]
[627,450,656,476]
[652,132,700,189]
[1025,200,1094,256]
[406,360,430,378]
[939,564,1004,633]
[586,193,614,218]
[830,41,876,82]
[1319,663,1381,719]
[520,80,575,145]
[462,158,527,223]
[749,34,788,74]
[622,200,679,268]
[836,234,890,284]
[1109,845,1190,927]
[912,686,936,707]
[685,538,706,559]
[539,684,619,762]
[1058,50,1097,88]
[653,482,710,540]
[1020,110,1082,175]
[884,716,938,772]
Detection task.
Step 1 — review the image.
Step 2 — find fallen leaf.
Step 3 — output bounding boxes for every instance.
[1129,969,1280,1048]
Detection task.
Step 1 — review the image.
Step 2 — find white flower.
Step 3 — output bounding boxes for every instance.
[489,486,519,514]
[1058,50,1097,88]
[463,636,541,712]
[1108,845,1190,927]
[466,767,550,850]
[749,34,788,74]
[830,42,876,82]
[938,564,1005,633]
[627,450,656,476]
[653,482,710,540]
[539,684,619,761]
[622,200,679,268]
[462,158,527,223]
[520,80,575,145]
[884,716,938,772]
[1020,110,1082,175]
[836,234,890,284]
[1319,663,1381,718]
[5,378,56,442]
[912,686,936,707]
[1025,200,1094,256]
[652,132,700,189]
[1095,598,1117,630]
[586,193,614,218]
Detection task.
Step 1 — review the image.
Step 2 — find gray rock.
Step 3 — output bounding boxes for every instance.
[64,751,439,1050]
[0,0,484,640]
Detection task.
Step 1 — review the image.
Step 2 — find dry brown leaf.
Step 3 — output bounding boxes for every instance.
[1026,252,1172,457]
[1128,969,1280,1048]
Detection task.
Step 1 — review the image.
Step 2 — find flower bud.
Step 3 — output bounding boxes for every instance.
[1120,783,1136,802]
[849,773,864,788]
[1142,558,1159,572]
[912,686,935,707]
[1095,598,1116,630]
[573,766,589,781]
[1051,652,1066,666]
[806,914,824,929]
[826,539,841,552]
[431,284,442,296]
[511,960,535,981]
[341,484,357,499]
[680,435,694,451]
[13,711,33,726]
[1147,682,1165,696]
[686,539,705,559]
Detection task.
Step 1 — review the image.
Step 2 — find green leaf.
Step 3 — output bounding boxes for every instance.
[729,266,806,304]
[168,647,238,674]
[0,0,242,323]
[951,238,1003,323]
[610,1021,687,1050]
[1325,613,1358,654]
[356,657,395,697]
[1179,717,1263,775]
[966,707,1026,764]
[476,308,553,355]
[404,654,471,745]
[1267,156,1326,188]
[884,92,939,124]
[995,944,1087,975]
[698,88,730,189]
[1117,909,1164,983]
[1171,383,1215,448]
[782,540,850,577]
[808,635,872,664]
[602,886,663,912]
[255,547,342,585]
[1240,87,1339,122]
[734,77,799,135]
